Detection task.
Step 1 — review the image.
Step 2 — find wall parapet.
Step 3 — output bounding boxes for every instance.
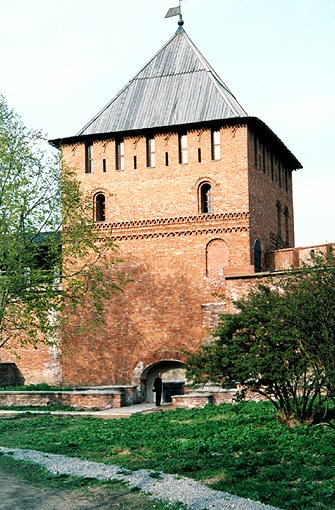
[0,386,142,409]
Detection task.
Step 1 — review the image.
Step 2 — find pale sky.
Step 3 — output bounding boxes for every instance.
[1,0,334,247]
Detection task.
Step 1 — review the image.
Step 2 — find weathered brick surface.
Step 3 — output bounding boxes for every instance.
[1,124,306,392]
[0,342,61,385]
[0,386,140,409]
[59,125,297,386]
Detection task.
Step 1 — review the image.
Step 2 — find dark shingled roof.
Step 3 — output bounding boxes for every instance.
[77,26,247,136]
[49,26,302,170]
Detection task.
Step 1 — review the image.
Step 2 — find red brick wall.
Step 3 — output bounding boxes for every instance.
[0,341,61,385]
[1,123,302,387]
[59,124,302,386]
[60,125,256,386]
[248,130,295,269]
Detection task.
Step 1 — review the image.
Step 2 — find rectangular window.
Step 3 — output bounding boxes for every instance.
[103,158,107,173]
[165,152,169,166]
[211,129,221,160]
[116,139,124,171]
[284,168,288,192]
[179,133,188,164]
[198,148,202,163]
[85,143,94,174]
[258,141,263,170]
[146,137,155,167]
[134,155,137,169]
[254,134,258,167]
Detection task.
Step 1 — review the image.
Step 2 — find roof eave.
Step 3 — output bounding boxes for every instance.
[49,116,302,170]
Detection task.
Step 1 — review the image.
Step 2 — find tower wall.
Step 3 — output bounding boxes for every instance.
[248,130,295,266]
[60,124,255,385]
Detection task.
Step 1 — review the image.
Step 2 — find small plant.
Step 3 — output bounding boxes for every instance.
[0,383,73,392]
[149,471,163,480]
[0,404,81,412]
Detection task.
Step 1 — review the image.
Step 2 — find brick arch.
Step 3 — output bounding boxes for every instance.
[206,238,228,277]
[139,358,187,404]
[139,351,187,375]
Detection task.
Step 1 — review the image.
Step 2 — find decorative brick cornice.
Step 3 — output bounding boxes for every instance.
[95,212,249,241]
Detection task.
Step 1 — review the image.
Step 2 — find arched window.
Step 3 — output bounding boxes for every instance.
[283,206,289,245]
[276,200,282,238]
[254,239,262,273]
[95,193,106,222]
[199,183,212,214]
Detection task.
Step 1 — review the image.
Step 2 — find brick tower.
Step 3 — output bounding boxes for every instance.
[50,20,302,402]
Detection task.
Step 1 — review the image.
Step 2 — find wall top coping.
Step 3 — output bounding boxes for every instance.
[0,390,126,395]
[172,393,212,398]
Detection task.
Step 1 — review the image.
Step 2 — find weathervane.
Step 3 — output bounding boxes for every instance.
[165,0,185,27]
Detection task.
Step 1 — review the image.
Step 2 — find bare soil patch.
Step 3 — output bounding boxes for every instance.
[0,469,161,510]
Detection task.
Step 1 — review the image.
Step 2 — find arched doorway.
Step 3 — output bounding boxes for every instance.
[141,360,186,404]
[206,238,228,277]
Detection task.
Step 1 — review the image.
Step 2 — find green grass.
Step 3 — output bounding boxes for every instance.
[0,402,334,509]
[0,405,93,412]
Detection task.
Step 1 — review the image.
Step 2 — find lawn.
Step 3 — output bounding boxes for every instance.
[0,401,334,510]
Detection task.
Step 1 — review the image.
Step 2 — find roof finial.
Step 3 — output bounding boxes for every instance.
[165,0,185,30]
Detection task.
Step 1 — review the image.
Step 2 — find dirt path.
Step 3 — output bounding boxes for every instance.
[0,469,161,510]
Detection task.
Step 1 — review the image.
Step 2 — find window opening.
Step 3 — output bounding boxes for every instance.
[146,137,155,167]
[95,193,106,222]
[254,134,258,167]
[258,140,262,169]
[103,158,107,173]
[254,239,262,273]
[211,129,221,160]
[179,134,188,164]
[85,143,94,174]
[276,201,282,237]
[116,139,124,171]
[198,148,202,163]
[284,207,289,244]
[200,183,212,214]
[134,155,137,169]
[165,152,169,166]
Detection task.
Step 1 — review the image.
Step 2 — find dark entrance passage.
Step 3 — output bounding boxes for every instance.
[163,381,184,403]
[141,360,186,404]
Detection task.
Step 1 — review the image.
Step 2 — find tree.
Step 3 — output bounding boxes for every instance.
[0,96,122,351]
[284,249,335,403]
[186,250,335,426]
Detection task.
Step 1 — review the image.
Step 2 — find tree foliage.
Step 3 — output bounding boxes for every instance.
[186,249,335,425]
[0,96,122,350]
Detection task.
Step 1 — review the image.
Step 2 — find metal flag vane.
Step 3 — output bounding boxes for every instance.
[165,0,185,27]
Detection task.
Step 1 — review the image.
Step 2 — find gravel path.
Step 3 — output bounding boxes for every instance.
[0,447,281,510]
